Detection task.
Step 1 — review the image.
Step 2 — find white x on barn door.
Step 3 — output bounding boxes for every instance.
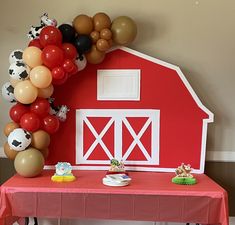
[76,109,160,169]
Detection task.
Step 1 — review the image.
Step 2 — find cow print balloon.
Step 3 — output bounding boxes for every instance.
[9,62,30,80]
[9,49,24,64]
[8,128,31,151]
[1,82,16,103]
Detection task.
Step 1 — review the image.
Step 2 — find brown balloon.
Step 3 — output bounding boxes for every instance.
[85,45,105,64]
[4,121,20,136]
[14,148,45,177]
[31,130,50,150]
[4,142,18,160]
[93,12,111,32]
[39,148,49,159]
[73,14,93,35]
[90,31,100,43]
[111,16,137,45]
[100,28,112,40]
[96,39,110,52]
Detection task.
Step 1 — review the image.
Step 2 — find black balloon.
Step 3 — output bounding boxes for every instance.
[73,35,92,58]
[58,24,76,43]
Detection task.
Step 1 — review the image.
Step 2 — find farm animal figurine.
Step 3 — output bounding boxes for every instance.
[175,163,193,178]
[109,159,125,172]
[56,105,70,122]
[27,13,57,40]
[48,98,69,122]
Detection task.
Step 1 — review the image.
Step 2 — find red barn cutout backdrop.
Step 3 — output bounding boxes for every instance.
[47,47,214,173]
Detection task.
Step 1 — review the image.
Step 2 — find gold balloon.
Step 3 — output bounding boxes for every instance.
[100,28,112,40]
[37,84,54,98]
[93,12,111,32]
[39,148,49,160]
[96,39,110,52]
[111,16,137,45]
[85,45,105,64]
[31,130,50,150]
[4,142,18,160]
[23,46,43,68]
[4,121,19,136]
[14,80,38,104]
[30,65,52,89]
[14,148,45,177]
[73,14,93,35]
[90,31,100,43]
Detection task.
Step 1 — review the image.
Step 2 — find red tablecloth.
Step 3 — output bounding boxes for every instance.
[0,170,229,225]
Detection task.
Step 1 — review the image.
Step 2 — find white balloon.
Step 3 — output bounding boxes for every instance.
[9,49,24,64]
[1,82,16,103]
[8,128,32,151]
[9,62,30,80]
[75,55,87,72]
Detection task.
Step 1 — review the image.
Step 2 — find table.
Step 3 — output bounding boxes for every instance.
[0,170,229,225]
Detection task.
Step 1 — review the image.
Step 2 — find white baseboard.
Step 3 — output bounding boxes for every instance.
[1,146,235,162]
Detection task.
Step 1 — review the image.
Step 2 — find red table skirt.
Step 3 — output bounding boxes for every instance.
[0,170,229,225]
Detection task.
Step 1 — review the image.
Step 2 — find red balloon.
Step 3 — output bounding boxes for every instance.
[30,98,50,117]
[9,103,29,123]
[62,43,77,60]
[42,115,60,134]
[51,67,66,80]
[69,63,78,76]
[28,39,43,49]
[39,26,62,47]
[41,45,64,69]
[62,59,75,73]
[20,112,40,132]
[52,72,68,85]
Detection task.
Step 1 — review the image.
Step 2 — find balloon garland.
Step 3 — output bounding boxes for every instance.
[1,12,137,177]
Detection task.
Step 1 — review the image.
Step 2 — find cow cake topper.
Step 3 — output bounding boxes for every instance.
[172,163,197,185]
[1,12,138,177]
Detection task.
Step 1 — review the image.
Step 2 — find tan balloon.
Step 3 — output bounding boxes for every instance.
[30,65,52,88]
[111,16,137,45]
[10,78,21,87]
[90,31,100,43]
[85,45,105,64]
[37,84,54,98]
[31,130,50,150]
[93,12,111,31]
[23,46,43,68]
[4,121,19,136]
[14,148,45,177]
[39,148,49,160]
[4,142,18,160]
[100,28,112,40]
[96,39,110,52]
[14,80,38,104]
[73,14,93,35]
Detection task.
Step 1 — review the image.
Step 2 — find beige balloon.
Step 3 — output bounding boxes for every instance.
[14,148,45,177]
[37,84,54,98]
[30,65,52,88]
[111,16,137,45]
[10,78,21,87]
[31,130,50,150]
[4,142,18,160]
[4,121,20,136]
[14,80,38,104]
[23,46,43,68]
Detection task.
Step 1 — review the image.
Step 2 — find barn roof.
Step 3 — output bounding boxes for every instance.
[108,46,214,122]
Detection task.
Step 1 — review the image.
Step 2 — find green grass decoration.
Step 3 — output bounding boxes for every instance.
[172,176,197,185]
